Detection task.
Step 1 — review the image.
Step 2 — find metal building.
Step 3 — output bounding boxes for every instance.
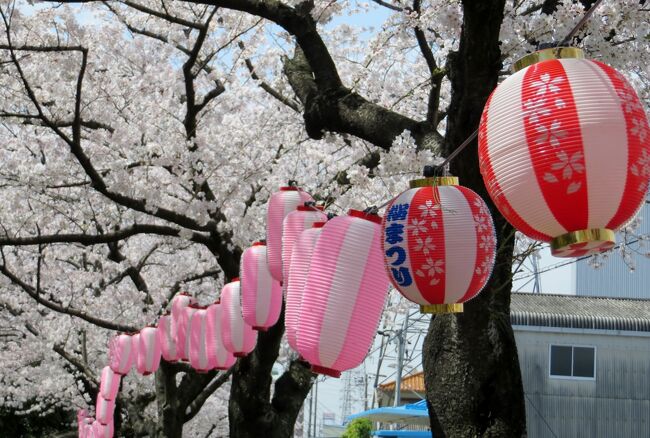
[511,292,650,438]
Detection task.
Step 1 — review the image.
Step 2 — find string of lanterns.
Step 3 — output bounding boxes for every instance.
[74,43,648,436]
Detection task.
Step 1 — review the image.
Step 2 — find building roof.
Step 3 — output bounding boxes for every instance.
[378,371,425,393]
[510,292,650,332]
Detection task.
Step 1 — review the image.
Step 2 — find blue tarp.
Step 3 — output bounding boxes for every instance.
[346,400,430,426]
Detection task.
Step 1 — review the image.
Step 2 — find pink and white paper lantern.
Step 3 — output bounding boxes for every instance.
[189,307,211,372]
[297,210,390,378]
[136,326,162,375]
[171,293,197,361]
[99,366,121,401]
[240,242,282,331]
[266,186,313,282]
[157,314,179,362]
[221,279,257,357]
[206,302,236,370]
[77,409,89,438]
[285,222,326,351]
[95,394,115,425]
[108,334,135,375]
[92,420,114,438]
[281,205,328,288]
[82,421,95,438]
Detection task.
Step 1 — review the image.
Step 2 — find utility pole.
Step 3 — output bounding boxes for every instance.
[312,379,319,437]
[394,312,409,406]
[307,388,313,437]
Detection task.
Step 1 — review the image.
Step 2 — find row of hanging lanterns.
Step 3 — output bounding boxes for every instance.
[76,47,649,432]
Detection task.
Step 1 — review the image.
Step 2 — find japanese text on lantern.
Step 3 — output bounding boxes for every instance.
[384,203,412,287]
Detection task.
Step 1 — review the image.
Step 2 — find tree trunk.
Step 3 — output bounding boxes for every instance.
[154,362,184,438]
[422,1,527,437]
[229,307,314,438]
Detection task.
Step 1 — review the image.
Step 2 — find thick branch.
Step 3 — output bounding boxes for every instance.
[183,369,233,422]
[0,224,209,247]
[0,262,137,332]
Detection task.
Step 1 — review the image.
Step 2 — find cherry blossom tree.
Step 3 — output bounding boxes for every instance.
[0,0,646,437]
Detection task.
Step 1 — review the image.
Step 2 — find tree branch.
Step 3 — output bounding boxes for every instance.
[183,369,233,422]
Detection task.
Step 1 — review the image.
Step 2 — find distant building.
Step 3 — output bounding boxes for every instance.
[511,292,650,438]
[376,371,425,407]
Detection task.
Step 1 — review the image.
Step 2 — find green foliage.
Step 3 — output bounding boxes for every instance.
[342,418,373,438]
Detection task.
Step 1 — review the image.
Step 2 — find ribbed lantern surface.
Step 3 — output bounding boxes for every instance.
[221,279,257,357]
[266,186,313,282]
[157,314,179,362]
[82,420,94,438]
[281,205,328,288]
[240,242,282,330]
[297,210,389,377]
[92,420,114,438]
[95,394,115,425]
[285,222,325,351]
[135,327,161,375]
[99,366,121,401]
[189,307,211,372]
[382,180,496,313]
[108,334,135,375]
[479,48,650,257]
[171,293,196,361]
[206,302,236,370]
[77,409,89,437]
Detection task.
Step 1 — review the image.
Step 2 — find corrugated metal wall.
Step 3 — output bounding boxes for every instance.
[575,204,650,299]
[515,329,650,438]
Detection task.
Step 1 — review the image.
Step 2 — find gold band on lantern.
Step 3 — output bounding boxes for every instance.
[409,176,459,188]
[512,47,585,73]
[550,228,615,255]
[420,303,464,314]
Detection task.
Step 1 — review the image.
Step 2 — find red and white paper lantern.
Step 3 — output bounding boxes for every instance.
[382,178,496,313]
[95,394,115,425]
[92,420,114,438]
[108,334,135,375]
[281,205,328,288]
[297,210,389,377]
[240,242,282,331]
[479,48,650,257]
[285,222,326,351]
[206,302,236,370]
[221,279,257,357]
[99,366,121,401]
[136,326,161,375]
[171,293,197,361]
[189,307,211,372]
[157,314,179,362]
[266,186,313,282]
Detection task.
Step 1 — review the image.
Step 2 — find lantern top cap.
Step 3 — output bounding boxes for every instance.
[252,240,266,246]
[297,204,324,211]
[409,176,459,188]
[512,46,584,73]
[279,185,300,191]
[312,221,326,228]
[230,277,240,282]
[348,209,382,224]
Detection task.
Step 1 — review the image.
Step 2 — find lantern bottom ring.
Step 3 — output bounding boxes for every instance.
[550,228,616,258]
[420,303,464,314]
[310,364,341,378]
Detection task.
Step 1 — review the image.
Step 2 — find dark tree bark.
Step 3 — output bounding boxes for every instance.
[422,1,526,437]
[229,306,314,437]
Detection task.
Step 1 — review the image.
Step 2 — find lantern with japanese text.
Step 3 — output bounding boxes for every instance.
[172,293,197,361]
[95,394,115,425]
[221,279,257,357]
[108,334,135,375]
[189,306,211,372]
[282,204,328,288]
[92,420,114,438]
[297,210,389,377]
[136,326,161,375]
[285,222,325,351]
[157,314,179,362]
[99,366,121,401]
[479,47,650,257]
[240,242,282,331]
[206,302,236,370]
[266,185,313,282]
[382,177,496,313]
